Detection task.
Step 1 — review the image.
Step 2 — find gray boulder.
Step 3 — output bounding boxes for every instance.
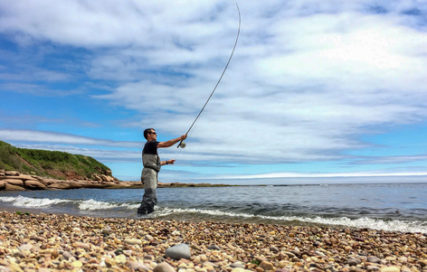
[165,243,191,260]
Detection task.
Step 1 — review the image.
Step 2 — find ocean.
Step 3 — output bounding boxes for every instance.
[0,182,426,234]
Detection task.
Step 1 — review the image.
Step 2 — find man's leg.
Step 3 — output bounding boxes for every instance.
[140,188,157,214]
[137,169,158,215]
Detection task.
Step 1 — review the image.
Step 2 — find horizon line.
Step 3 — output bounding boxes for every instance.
[212,172,427,180]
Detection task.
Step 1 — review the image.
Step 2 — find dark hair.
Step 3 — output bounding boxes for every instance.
[143,128,155,139]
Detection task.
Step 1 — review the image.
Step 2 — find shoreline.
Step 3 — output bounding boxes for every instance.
[1,210,425,271]
[2,203,426,235]
[0,169,235,191]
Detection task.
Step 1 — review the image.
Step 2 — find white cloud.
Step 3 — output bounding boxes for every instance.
[0,0,230,48]
[217,171,427,180]
[86,0,427,164]
[357,155,427,164]
[0,129,139,148]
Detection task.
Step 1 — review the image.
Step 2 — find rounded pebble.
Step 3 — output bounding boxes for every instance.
[166,244,191,260]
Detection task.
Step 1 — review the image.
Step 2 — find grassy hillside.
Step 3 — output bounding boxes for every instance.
[0,140,111,180]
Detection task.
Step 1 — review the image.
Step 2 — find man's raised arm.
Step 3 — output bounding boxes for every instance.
[158,134,187,148]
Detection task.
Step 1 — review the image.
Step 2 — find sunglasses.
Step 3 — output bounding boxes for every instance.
[149,131,157,135]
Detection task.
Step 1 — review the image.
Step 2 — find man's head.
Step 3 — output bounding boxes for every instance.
[143,128,157,140]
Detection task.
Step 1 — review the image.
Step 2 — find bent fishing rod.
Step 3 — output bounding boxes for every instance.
[177,0,241,148]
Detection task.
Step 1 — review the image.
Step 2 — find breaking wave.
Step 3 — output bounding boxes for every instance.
[154,207,427,234]
[0,196,138,210]
[78,199,139,210]
[0,195,70,207]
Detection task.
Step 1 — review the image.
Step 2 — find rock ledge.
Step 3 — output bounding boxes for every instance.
[0,169,142,191]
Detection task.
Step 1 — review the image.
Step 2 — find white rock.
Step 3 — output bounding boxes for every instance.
[368,256,381,263]
[230,261,245,268]
[19,243,33,252]
[165,244,191,260]
[125,238,142,245]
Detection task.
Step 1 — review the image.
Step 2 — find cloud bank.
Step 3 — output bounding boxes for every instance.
[1,0,427,180]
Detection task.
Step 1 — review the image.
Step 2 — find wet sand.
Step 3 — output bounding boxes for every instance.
[0,211,425,271]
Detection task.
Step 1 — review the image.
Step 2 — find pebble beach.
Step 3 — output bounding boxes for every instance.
[0,211,425,272]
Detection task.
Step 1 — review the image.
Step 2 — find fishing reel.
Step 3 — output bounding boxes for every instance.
[178,141,186,148]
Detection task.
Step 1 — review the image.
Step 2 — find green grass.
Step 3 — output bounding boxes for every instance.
[0,140,111,180]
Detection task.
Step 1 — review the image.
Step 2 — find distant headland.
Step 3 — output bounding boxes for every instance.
[0,140,230,191]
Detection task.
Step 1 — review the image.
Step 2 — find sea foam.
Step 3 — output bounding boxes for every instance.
[78,199,139,210]
[0,196,139,210]
[0,195,70,207]
[155,207,427,234]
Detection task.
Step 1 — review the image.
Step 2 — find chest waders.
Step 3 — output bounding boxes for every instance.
[137,153,161,215]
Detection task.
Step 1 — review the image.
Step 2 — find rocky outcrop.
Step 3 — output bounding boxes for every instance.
[0,169,143,191]
[0,169,230,191]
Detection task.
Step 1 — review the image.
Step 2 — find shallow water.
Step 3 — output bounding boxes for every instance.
[0,183,426,233]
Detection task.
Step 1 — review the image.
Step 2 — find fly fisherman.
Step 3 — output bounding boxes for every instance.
[137,128,187,215]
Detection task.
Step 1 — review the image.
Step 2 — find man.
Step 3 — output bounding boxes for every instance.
[137,128,187,215]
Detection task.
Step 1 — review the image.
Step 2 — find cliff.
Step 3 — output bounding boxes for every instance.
[0,140,112,181]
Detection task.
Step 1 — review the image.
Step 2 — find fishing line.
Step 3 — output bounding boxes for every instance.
[178,0,241,148]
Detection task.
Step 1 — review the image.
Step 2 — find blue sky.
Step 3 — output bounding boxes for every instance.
[1,0,427,183]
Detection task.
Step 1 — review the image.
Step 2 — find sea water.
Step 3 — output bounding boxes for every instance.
[0,183,426,233]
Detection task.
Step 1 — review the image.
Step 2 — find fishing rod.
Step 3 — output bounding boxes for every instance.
[178,0,241,148]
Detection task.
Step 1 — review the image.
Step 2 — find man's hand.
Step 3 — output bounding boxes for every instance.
[159,134,187,148]
[163,159,175,165]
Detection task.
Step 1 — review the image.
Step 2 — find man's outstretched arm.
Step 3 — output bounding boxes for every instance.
[161,159,176,166]
[158,134,187,148]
